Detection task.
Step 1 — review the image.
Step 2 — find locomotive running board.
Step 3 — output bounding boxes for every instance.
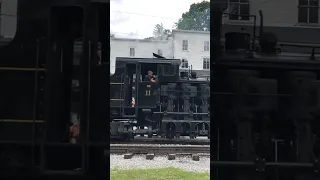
[112,119,137,123]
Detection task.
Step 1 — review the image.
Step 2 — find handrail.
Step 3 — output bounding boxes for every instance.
[32,38,40,168]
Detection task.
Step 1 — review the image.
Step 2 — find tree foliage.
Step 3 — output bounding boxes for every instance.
[175,1,210,31]
[152,23,172,40]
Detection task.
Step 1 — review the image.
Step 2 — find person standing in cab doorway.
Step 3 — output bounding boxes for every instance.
[145,71,157,82]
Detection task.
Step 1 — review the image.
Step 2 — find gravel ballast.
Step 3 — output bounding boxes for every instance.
[110,154,210,173]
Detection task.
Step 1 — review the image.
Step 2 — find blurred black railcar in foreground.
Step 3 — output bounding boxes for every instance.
[110,56,210,139]
[0,0,110,178]
[211,4,320,180]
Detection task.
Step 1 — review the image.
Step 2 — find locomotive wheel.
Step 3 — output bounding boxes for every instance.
[166,129,174,139]
[166,123,175,139]
[147,126,153,138]
[176,133,180,138]
[140,126,144,137]
[127,126,133,139]
[166,133,173,139]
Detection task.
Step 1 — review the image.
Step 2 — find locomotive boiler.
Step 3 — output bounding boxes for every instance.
[110,56,210,139]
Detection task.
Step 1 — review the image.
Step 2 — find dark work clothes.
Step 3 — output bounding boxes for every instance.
[144,75,156,81]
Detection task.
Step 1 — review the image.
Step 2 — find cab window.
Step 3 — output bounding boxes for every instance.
[160,64,175,76]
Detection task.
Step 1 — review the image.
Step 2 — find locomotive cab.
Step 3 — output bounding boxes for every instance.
[137,59,179,107]
[138,61,159,107]
[111,57,180,110]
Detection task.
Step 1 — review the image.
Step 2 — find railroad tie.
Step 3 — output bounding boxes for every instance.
[168,154,176,160]
[192,154,200,161]
[146,153,155,160]
[123,153,133,159]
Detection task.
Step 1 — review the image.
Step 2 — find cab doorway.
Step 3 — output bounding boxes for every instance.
[140,63,158,82]
[125,63,137,107]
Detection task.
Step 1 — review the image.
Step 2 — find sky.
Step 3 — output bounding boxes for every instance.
[110,0,209,39]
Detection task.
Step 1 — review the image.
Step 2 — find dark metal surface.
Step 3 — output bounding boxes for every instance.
[211,3,320,180]
[0,0,110,178]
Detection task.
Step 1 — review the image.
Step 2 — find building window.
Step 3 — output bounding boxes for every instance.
[203,58,210,70]
[228,0,250,20]
[182,40,188,51]
[181,58,188,68]
[158,49,163,56]
[298,0,319,23]
[204,41,210,51]
[130,47,135,57]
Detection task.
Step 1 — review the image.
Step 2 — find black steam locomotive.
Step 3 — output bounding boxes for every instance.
[110,55,210,139]
[211,5,320,180]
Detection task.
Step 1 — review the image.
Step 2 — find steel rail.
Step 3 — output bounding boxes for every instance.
[110,144,210,155]
[111,137,210,145]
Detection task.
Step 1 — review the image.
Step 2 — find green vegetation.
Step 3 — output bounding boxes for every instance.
[152,0,210,40]
[153,23,172,39]
[110,167,210,180]
[174,0,210,31]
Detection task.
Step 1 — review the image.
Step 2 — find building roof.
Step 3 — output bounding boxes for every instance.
[172,29,210,34]
[110,37,171,43]
[115,57,181,65]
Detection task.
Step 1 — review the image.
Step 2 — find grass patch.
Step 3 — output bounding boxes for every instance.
[110,167,210,180]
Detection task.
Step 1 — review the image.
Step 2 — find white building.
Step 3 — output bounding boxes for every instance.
[110,37,174,74]
[110,29,210,74]
[172,29,210,71]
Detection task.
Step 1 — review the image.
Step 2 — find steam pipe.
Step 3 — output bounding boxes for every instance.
[259,10,263,38]
[252,15,256,50]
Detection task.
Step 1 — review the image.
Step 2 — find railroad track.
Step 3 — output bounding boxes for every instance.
[110,144,210,155]
[110,136,210,145]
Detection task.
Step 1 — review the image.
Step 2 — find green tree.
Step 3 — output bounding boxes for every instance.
[175,0,210,31]
[153,23,172,40]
